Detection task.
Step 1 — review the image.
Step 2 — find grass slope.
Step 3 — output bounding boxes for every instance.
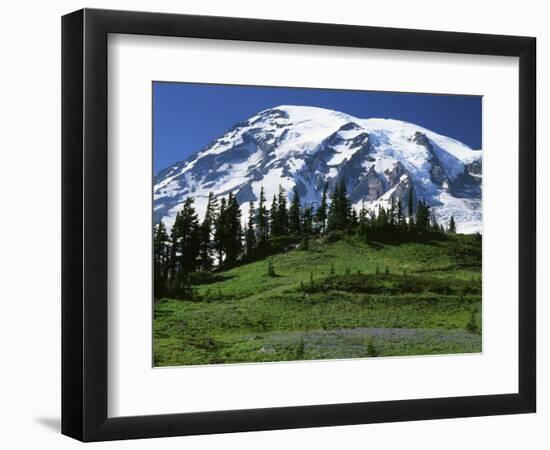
[154,234,481,366]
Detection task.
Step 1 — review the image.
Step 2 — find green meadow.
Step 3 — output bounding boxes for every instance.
[154,233,482,366]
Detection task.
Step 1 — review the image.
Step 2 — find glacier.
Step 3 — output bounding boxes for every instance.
[154,105,482,234]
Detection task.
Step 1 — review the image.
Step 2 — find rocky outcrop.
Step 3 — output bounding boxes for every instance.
[385,161,407,187]
[465,159,482,183]
[351,165,386,201]
[412,131,450,189]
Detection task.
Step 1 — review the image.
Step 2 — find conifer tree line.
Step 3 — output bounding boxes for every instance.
[154,182,457,292]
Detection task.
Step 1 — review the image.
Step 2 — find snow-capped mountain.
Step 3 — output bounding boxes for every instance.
[154,105,482,233]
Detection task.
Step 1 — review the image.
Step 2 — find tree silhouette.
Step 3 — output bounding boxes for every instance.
[327,178,351,232]
[223,193,242,265]
[213,197,227,265]
[407,187,414,218]
[170,198,200,286]
[302,205,314,235]
[397,199,404,227]
[256,187,269,244]
[198,192,217,270]
[315,181,329,234]
[289,186,302,235]
[153,221,169,292]
[415,199,430,230]
[245,200,257,256]
[277,185,289,236]
[269,194,280,238]
[448,216,457,233]
[407,187,415,228]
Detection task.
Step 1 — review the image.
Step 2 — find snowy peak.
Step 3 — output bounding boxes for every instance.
[154,106,482,233]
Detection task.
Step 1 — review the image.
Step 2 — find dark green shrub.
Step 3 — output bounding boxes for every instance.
[295,338,306,360]
[300,234,310,251]
[324,231,344,243]
[367,339,378,357]
[267,260,277,277]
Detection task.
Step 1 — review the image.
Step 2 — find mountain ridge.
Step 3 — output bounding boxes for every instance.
[154,105,482,233]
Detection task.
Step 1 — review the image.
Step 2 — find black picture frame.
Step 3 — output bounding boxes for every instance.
[62,8,536,442]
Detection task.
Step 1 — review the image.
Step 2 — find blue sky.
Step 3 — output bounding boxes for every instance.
[153,82,482,174]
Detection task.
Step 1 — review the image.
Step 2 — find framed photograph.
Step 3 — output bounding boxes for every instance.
[62,8,536,441]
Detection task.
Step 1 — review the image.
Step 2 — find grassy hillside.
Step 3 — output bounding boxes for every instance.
[154,234,481,366]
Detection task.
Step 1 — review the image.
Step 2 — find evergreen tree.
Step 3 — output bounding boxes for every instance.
[377,206,388,228]
[407,187,415,228]
[350,208,359,230]
[179,198,201,274]
[153,221,169,292]
[430,210,439,232]
[277,185,289,235]
[423,202,431,231]
[197,192,217,270]
[213,197,227,265]
[168,211,181,285]
[269,194,280,237]
[407,187,414,218]
[358,201,369,239]
[448,215,457,233]
[415,200,430,231]
[224,193,243,265]
[256,187,269,244]
[397,199,404,227]
[288,186,302,235]
[171,198,201,286]
[327,178,351,232]
[389,197,396,227]
[315,181,329,234]
[415,200,424,229]
[368,208,376,225]
[244,200,257,256]
[302,205,314,235]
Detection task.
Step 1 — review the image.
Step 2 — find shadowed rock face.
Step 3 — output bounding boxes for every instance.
[304,145,335,193]
[338,122,361,131]
[430,161,449,188]
[338,138,372,196]
[411,131,430,147]
[391,174,415,207]
[235,184,256,204]
[249,108,289,125]
[412,132,450,189]
[450,171,481,198]
[385,161,407,187]
[450,159,481,198]
[361,165,387,201]
[349,132,370,149]
[466,159,482,179]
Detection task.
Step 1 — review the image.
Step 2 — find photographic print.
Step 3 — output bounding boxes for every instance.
[153,82,482,367]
